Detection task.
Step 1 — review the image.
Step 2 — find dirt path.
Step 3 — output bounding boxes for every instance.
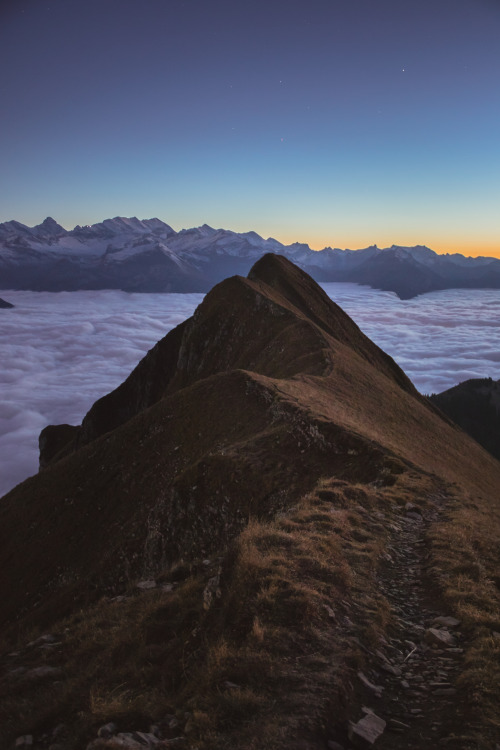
[344,496,470,749]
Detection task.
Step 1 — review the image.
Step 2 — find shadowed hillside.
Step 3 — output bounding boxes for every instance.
[430,378,500,462]
[1,255,499,750]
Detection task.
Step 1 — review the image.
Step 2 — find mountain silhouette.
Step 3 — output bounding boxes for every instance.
[430,377,500,461]
[2,215,500,298]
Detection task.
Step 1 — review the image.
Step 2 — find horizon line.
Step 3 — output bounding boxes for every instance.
[1,214,499,260]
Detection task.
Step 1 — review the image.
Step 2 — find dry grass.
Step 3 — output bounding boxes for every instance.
[0,573,207,747]
[427,491,500,740]
[174,479,401,748]
[2,468,500,749]
[0,477,398,750]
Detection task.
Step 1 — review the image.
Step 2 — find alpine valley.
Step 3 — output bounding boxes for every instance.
[1,255,499,750]
[1,216,500,299]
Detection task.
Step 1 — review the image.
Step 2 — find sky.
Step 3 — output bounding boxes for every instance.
[1,285,500,496]
[1,0,499,256]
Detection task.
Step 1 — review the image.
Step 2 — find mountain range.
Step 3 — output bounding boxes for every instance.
[1,255,499,749]
[1,216,500,299]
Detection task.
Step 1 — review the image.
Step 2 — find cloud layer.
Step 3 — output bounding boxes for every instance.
[1,285,499,497]
[322,283,500,395]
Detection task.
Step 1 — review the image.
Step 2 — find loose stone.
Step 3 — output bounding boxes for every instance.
[27,634,58,647]
[15,738,33,748]
[424,627,456,647]
[406,512,423,521]
[348,712,386,748]
[136,580,157,590]
[431,616,461,629]
[97,723,118,738]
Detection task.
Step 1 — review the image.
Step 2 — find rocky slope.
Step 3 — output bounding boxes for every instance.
[1,216,499,298]
[430,377,500,461]
[1,255,500,750]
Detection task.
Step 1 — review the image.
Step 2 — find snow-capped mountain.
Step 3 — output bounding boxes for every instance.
[0,216,499,299]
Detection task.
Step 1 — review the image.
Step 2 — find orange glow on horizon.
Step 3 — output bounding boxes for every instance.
[273,234,500,260]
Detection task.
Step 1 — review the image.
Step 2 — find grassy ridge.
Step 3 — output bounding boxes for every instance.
[4,468,499,748]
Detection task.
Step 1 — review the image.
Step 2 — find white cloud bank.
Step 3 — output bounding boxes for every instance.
[322,283,500,395]
[1,284,499,497]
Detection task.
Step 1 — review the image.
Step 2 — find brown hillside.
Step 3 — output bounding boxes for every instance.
[40,254,418,466]
[1,254,499,750]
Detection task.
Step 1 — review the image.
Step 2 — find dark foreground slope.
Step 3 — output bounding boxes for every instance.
[430,378,500,462]
[1,255,499,750]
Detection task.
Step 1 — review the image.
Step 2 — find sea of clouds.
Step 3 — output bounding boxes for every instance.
[1,283,499,497]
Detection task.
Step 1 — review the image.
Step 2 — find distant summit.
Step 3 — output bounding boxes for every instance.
[1,215,499,298]
[33,216,68,238]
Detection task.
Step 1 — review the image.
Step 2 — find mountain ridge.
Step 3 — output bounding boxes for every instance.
[1,216,499,299]
[1,255,500,749]
[2,253,498,627]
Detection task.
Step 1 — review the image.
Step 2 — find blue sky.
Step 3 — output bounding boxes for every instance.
[1,0,499,255]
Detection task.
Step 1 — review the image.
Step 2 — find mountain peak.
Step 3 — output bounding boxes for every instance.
[248,252,333,310]
[248,251,299,280]
[33,217,68,237]
[1,216,500,298]
[198,223,217,235]
[248,253,415,392]
[37,254,416,470]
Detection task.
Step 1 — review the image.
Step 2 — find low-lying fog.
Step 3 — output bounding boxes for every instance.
[1,284,499,496]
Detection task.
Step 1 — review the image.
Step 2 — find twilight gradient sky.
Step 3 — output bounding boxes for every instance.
[1,0,499,256]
